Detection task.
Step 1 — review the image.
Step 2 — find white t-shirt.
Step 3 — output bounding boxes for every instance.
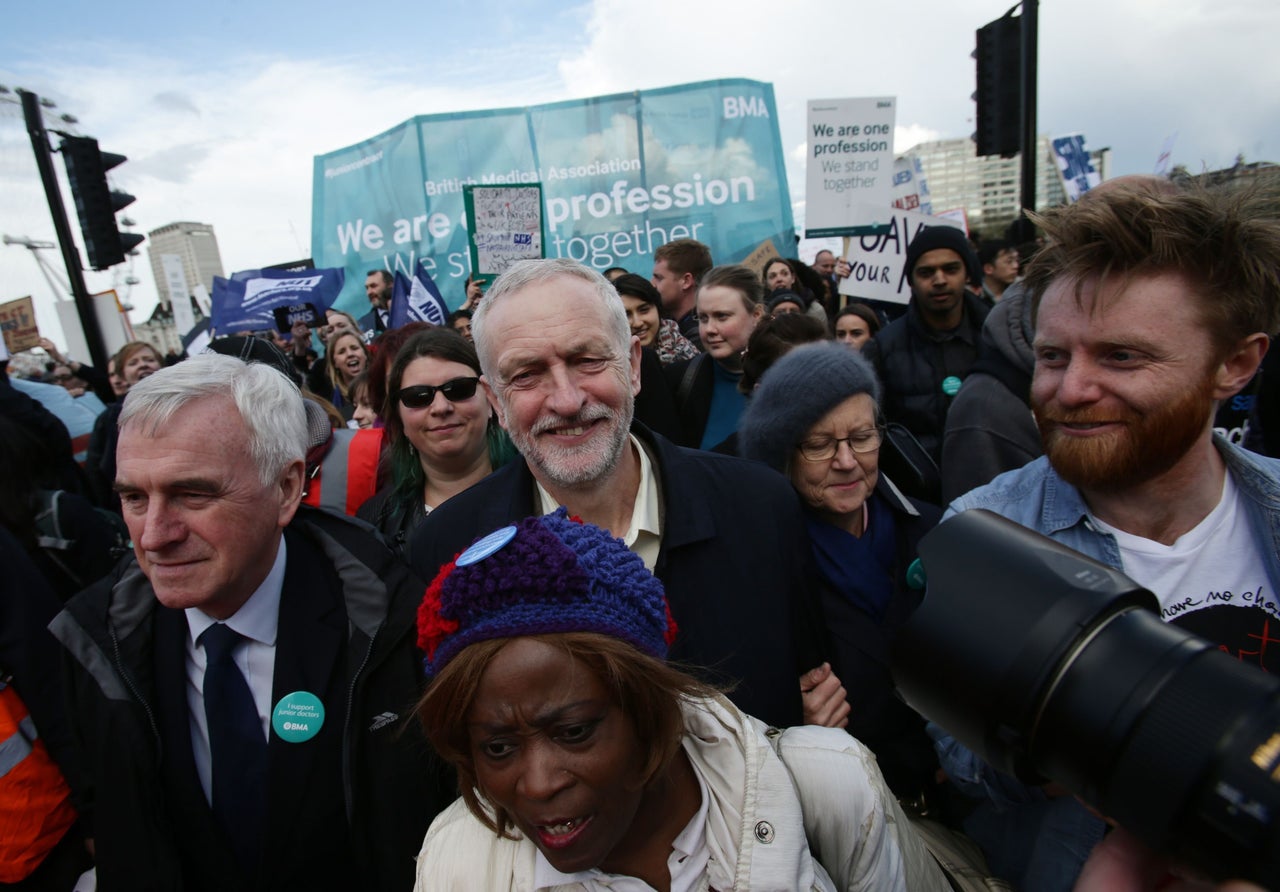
[1092,471,1278,672]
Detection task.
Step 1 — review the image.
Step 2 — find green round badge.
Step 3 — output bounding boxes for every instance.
[906,558,927,590]
[941,375,962,396]
[272,691,325,743]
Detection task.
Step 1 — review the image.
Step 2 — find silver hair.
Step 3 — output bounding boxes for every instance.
[119,353,307,485]
[472,258,630,376]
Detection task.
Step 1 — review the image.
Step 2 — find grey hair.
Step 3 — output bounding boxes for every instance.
[119,353,307,485]
[472,258,630,376]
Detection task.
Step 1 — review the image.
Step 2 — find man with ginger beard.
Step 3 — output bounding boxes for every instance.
[935,181,1280,892]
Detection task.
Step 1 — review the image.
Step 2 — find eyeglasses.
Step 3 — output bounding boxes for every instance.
[396,376,481,409]
[797,428,882,462]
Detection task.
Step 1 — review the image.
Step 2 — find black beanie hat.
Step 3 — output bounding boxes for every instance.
[904,226,982,286]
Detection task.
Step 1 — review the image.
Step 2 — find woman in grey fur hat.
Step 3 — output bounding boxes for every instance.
[739,342,945,804]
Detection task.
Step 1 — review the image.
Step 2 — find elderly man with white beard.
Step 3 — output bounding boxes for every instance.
[408,258,837,731]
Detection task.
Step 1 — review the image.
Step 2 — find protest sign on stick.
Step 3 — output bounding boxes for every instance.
[805,97,896,237]
[0,296,40,354]
[739,239,782,279]
[464,184,544,281]
[837,205,966,305]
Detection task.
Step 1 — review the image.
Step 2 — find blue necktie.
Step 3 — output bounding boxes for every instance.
[200,622,267,874]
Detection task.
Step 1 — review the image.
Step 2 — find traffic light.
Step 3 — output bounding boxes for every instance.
[60,136,145,270]
[974,13,1022,158]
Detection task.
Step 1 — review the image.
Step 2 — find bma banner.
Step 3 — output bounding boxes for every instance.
[1051,134,1101,203]
[312,79,795,317]
[804,97,896,237]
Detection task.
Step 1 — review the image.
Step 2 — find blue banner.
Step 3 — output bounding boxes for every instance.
[210,267,345,333]
[1050,134,1101,203]
[390,260,450,328]
[312,79,795,318]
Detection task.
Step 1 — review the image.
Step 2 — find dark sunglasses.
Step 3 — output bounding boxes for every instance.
[396,376,481,409]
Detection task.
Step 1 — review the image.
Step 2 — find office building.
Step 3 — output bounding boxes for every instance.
[904,136,1112,238]
[146,221,225,307]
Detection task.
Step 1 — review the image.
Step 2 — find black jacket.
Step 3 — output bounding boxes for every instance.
[941,284,1041,503]
[408,423,825,728]
[865,290,990,467]
[808,479,942,798]
[49,507,451,892]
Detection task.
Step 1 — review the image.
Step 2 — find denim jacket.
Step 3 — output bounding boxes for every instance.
[945,434,1280,585]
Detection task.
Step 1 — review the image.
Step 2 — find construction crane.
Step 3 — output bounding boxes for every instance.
[2,233,70,301]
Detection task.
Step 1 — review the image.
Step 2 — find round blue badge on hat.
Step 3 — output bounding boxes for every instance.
[272,691,325,743]
[941,375,962,396]
[456,525,518,567]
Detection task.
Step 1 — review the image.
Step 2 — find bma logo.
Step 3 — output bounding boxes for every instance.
[724,96,769,119]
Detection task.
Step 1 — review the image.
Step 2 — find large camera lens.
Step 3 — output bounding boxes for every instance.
[892,509,1280,886]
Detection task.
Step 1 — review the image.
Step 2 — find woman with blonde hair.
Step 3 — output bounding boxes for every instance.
[323,330,370,421]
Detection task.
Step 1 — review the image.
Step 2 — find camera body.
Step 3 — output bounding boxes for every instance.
[892,509,1280,886]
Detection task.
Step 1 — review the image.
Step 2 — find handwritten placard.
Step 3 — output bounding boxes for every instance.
[739,239,782,278]
[837,205,966,305]
[465,184,545,278]
[0,296,40,354]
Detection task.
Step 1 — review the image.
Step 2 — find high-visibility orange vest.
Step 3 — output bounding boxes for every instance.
[0,681,77,882]
[301,427,383,517]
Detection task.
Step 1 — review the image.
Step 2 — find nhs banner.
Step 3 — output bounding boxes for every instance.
[312,79,795,318]
[210,267,345,333]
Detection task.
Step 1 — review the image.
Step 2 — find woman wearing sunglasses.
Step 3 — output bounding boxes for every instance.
[356,328,514,561]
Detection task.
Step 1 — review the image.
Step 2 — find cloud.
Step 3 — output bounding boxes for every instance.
[151,91,201,116]
[3,0,1277,350]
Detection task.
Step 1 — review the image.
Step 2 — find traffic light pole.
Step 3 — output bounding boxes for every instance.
[19,89,110,372]
[1016,0,1039,243]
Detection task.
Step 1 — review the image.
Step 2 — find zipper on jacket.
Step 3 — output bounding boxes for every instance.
[341,621,382,825]
[110,625,162,753]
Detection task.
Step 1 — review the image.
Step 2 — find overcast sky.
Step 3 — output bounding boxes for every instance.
[3,0,1276,350]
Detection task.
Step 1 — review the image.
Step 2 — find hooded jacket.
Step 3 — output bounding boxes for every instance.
[940,284,1042,504]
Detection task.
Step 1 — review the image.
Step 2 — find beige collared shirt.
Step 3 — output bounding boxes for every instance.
[533,434,662,570]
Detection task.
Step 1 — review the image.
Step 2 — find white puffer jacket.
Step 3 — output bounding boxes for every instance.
[413,695,948,891]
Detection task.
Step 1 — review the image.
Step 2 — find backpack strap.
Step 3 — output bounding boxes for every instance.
[33,490,73,552]
[675,353,707,409]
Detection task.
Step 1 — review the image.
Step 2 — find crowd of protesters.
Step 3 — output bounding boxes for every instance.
[2,177,1277,892]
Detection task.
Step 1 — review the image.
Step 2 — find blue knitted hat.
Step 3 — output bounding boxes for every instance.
[738,342,881,474]
[417,508,678,677]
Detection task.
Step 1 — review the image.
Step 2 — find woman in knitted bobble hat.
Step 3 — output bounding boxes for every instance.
[411,508,948,892]
[738,342,946,804]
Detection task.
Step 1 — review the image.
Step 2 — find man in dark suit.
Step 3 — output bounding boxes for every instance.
[408,258,839,730]
[358,269,392,342]
[50,354,448,892]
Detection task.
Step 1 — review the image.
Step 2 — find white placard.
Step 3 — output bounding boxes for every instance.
[161,254,197,335]
[804,97,896,237]
[838,205,966,305]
